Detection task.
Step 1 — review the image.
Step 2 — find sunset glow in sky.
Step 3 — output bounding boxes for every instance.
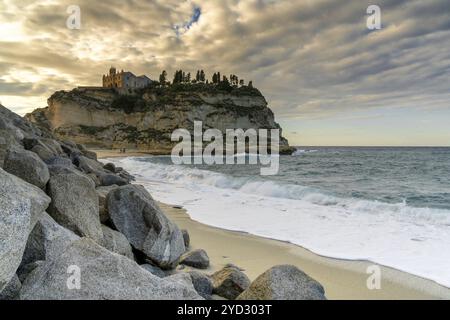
[1,0,450,146]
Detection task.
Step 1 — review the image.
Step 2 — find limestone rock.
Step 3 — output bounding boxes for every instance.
[237,265,326,300]
[107,185,185,269]
[180,249,210,269]
[211,265,251,300]
[25,87,293,154]
[0,168,50,291]
[3,147,50,189]
[20,238,202,300]
[101,225,134,260]
[47,165,103,243]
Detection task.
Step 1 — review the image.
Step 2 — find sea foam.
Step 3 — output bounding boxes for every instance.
[105,156,450,288]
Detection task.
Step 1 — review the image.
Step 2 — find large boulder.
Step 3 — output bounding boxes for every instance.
[211,265,251,300]
[96,185,119,223]
[20,238,202,300]
[76,144,97,160]
[237,265,326,300]
[0,274,21,300]
[23,138,65,163]
[3,147,50,189]
[180,249,210,269]
[73,155,107,176]
[20,212,79,267]
[47,166,103,243]
[107,185,185,269]
[0,168,50,291]
[101,225,134,260]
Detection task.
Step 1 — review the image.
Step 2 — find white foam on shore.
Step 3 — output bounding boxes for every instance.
[106,156,450,288]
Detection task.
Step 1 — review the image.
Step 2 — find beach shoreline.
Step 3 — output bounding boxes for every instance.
[97,150,450,300]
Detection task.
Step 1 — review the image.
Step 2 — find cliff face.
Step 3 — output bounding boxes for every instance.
[26,85,294,154]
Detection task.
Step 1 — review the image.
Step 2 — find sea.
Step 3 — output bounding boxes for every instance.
[105,147,450,287]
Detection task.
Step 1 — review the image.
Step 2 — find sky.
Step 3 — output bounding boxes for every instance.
[0,0,449,146]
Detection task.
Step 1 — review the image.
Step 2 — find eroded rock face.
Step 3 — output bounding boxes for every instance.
[25,87,294,154]
[0,168,50,292]
[107,185,185,269]
[211,265,251,300]
[47,165,103,243]
[3,147,50,189]
[237,265,326,300]
[101,225,134,260]
[20,238,202,300]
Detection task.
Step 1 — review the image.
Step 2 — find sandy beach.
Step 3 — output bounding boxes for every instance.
[161,203,450,300]
[98,151,450,300]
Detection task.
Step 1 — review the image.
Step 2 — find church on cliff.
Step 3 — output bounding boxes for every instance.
[102,67,151,89]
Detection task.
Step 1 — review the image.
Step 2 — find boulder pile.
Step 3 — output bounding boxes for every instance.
[0,103,326,300]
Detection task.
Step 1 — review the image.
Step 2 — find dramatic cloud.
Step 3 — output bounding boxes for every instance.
[0,0,449,145]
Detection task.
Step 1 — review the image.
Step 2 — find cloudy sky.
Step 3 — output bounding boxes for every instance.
[0,0,449,146]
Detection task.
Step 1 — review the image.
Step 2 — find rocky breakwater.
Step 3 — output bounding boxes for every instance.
[1,103,324,300]
[26,84,296,155]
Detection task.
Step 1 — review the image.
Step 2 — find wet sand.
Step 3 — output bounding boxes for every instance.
[97,150,450,300]
[160,203,450,300]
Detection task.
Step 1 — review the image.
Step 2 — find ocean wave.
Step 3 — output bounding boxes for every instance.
[112,157,450,225]
[104,156,450,288]
[292,148,318,156]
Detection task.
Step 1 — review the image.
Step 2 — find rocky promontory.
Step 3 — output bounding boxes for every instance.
[1,103,325,300]
[25,84,295,155]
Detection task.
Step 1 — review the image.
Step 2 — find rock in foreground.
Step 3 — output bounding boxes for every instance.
[237,265,326,300]
[47,166,103,243]
[3,147,50,189]
[180,249,210,269]
[107,185,185,269]
[20,238,202,300]
[0,168,50,292]
[211,265,250,300]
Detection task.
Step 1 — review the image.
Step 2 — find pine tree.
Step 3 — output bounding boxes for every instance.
[159,70,167,85]
[200,70,205,82]
[196,70,200,82]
